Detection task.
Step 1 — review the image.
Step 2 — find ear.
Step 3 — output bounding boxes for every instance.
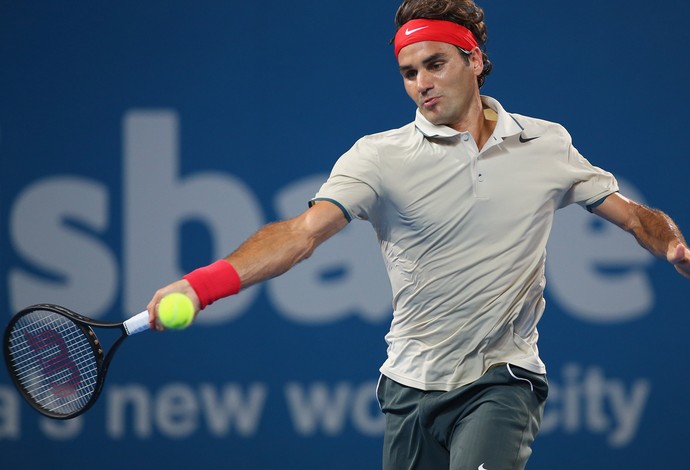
[469,47,484,76]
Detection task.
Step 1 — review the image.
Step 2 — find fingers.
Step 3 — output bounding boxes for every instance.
[667,243,686,264]
[673,243,686,263]
[668,243,690,279]
[146,290,166,332]
[146,279,200,332]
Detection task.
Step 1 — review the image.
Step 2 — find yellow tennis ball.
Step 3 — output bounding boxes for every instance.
[158,293,194,330]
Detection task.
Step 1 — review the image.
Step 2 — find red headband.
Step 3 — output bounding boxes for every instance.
[394,19,479,58]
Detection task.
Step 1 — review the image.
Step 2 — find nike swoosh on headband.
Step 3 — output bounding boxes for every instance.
[405,26,429,35]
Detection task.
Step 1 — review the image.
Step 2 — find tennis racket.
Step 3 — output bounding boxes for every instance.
[3,303,150,419]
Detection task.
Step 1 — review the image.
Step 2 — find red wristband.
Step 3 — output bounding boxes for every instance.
[183,260,241,309]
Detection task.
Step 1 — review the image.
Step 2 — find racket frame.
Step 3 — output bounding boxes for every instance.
[3,303,140,419]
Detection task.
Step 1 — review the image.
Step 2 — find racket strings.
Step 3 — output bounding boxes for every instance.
[11,323,94,370]
[7,311,100,415]
[9,320,96,412]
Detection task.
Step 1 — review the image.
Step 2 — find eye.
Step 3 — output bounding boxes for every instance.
[402,70,417,80]
[429,61,444,71]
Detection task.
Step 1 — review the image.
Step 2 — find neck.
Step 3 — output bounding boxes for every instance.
[449,97,497,150]
[476,109,497,151]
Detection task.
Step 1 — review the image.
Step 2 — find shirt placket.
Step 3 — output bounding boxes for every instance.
[461,132,488,199]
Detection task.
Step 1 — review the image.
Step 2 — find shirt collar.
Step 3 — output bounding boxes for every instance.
[414,109,462,138]
[413,95,531,140]
[482,95,524,139]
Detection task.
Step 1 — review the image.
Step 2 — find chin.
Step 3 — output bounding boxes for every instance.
[420,109,450,127]
[420,111,439,125]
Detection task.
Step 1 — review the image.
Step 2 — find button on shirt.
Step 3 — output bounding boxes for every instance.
[312,96,618,391]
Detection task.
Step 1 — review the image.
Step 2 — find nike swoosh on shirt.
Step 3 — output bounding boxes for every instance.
[478,465,488,470]
[405,26,429,35]
[518,135,539,143]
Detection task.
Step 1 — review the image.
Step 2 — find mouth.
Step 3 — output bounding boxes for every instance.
[421,96,440,109]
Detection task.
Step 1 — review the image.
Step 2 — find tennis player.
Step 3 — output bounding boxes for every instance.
[148,0,690,468]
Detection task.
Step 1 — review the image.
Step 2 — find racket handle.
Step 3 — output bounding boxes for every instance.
[124,311,151,335]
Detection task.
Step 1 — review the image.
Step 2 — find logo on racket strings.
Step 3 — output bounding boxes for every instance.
[24,330,81,398]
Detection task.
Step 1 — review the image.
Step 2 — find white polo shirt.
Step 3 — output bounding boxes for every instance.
[313,96,618,391]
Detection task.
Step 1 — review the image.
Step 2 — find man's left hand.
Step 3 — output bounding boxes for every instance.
[668,243,690,279]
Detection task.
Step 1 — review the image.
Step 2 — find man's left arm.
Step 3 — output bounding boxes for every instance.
[592,192,690,279]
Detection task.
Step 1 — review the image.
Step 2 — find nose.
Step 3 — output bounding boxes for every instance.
[416,70,434,95]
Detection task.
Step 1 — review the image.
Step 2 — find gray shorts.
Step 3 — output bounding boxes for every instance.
[376,364,548,470]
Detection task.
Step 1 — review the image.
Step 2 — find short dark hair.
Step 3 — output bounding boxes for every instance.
[394,0,492,87]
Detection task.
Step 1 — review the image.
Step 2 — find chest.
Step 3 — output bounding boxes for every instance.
[378,137,571,232]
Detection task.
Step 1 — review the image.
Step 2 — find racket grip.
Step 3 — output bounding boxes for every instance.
[124,311,151,335]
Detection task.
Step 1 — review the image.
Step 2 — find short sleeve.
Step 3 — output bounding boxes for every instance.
[559,137,619,210]
[311,137,381,222]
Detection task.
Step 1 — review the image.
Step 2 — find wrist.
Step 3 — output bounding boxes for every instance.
[183,260,241,309]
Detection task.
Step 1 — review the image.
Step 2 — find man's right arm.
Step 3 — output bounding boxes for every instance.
[227,200,349,288]
[146,200,349,329]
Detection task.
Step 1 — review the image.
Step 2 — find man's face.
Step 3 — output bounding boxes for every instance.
[397,41,482,130]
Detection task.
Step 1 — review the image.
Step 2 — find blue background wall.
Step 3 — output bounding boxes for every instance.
[2,1,689,468]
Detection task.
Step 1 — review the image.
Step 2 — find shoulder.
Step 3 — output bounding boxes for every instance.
[333,122,418,167]
[508,113,572,144]
[354,121,419,150]
[483,96,573,148]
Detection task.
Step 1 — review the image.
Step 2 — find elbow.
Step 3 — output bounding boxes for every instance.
[288,224,321,267]
[300,238,318,262]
